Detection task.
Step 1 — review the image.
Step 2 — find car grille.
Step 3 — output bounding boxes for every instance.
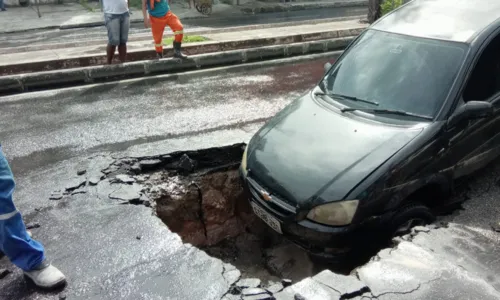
[246,176,297,220]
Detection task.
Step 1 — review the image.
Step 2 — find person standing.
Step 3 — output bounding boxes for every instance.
[142,0,187,59]
[0,0,6,12]
[102,0,131,64]
[0,146,66,289]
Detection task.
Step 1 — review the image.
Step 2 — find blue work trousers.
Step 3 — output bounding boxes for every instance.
[0,147,45,271]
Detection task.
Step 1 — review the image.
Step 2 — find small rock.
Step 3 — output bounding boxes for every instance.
[115,174,136,184]
[266,283,284,294]
[26,222,41,229]
[242,288,268,296]
[77,169,87,176]
[294,293,306,300]
[136,235,142,240]
[178,154,196,173]
[238,278,261,288]
[49,191,64,200]
[282,279,292,287]
[0,268,12,279]
[59,293,67,300]
[139,159,162,170]
[491,222,500,232]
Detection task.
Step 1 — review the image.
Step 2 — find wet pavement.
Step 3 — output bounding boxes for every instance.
[0,55,330,210]
[0,7,366,49]
[1,53,500,299]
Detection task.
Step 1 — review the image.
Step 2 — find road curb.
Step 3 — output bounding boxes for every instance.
[241,0,368,14]
[0,26,364,76]
[0,16,364,55]
[0,37,355,95]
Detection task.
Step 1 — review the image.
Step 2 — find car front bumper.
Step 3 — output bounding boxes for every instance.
[239,166,381,260]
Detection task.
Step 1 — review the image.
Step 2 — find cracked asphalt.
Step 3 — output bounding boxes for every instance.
[1,54,500,299]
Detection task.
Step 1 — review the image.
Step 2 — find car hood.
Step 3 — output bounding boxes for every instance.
[246,93,424,209]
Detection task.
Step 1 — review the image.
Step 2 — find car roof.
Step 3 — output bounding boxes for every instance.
[371,0,500,43]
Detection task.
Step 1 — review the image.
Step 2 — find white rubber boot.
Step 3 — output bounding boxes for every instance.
[24,260,66,289]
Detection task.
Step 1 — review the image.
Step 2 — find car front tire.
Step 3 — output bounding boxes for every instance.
[390,203,435,237]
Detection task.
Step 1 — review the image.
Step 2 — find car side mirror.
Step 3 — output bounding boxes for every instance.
[324,62,332,75]
[447,101,493,128]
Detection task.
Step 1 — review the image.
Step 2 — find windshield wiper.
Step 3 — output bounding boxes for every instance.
[314,92,379,106]
[340,108,434,121]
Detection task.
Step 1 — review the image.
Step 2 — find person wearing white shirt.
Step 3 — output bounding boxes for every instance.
[102,0,130,64]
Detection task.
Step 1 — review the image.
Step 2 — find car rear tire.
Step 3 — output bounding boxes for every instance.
[390,203,435,237]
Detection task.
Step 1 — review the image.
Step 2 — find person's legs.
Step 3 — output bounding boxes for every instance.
[0,147,65,289]
[150,15,167,58]
[105,14,121,64]
[0,0,6,11]
[118,12,130,63]
[165,12,187,59]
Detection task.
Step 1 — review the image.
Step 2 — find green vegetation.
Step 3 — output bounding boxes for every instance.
[79,0,96,12]
[129,0,143,9]
[381,0,403,16]
[162,35,209,45]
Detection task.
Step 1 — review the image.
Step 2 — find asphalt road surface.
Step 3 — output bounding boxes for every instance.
[0,6,366,48]
[0,54,499,300]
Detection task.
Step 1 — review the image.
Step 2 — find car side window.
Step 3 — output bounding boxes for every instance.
[463,33,500,102]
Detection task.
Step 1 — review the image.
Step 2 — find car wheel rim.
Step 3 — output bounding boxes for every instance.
[394,218,426,236]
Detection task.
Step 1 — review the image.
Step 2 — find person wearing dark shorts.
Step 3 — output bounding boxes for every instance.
[103,0,130,64]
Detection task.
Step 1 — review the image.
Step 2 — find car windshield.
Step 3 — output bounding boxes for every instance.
[322,29,468,118]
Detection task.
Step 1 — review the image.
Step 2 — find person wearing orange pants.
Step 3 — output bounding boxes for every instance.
[142,0,187,59]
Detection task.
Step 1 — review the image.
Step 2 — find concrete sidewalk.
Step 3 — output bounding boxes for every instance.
[0,0,366,34]
[0,19,366,74]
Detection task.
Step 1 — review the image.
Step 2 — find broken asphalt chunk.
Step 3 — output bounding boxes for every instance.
[109,184,142,201]
[89,175,104,186]
[65,178,86,191]
[242,288,268,296]
[238,278,262,288]
[266,283,284,294]
[49,191,64,200]
[77,169,86,176]
[244,294,274,300]
[114,174,136,184]
[282,279,292,287]
[139,159,162,170]
[223,269,241,286]
[0,268,11,279]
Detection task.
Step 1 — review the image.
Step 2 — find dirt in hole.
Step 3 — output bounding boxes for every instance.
[118,144,369,285]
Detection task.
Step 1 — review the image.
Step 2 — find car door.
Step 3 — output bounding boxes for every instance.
[443,30,500,179]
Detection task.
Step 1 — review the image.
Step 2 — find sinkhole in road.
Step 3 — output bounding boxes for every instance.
[129,144,375,285]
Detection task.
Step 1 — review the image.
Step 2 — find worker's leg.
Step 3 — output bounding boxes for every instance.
[0,148,44,271]
[165,12,187,59]
[0,147,65,289]
[118,12,130,63]
[150,15,167,58]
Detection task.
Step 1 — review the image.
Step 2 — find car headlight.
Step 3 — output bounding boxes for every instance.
[240,144,248,176]
[306,200,359,226]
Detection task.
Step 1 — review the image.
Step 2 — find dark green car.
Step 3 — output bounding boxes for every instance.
[239,0,500,258]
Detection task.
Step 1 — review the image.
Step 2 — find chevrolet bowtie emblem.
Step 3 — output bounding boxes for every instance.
[261,190,272,201]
